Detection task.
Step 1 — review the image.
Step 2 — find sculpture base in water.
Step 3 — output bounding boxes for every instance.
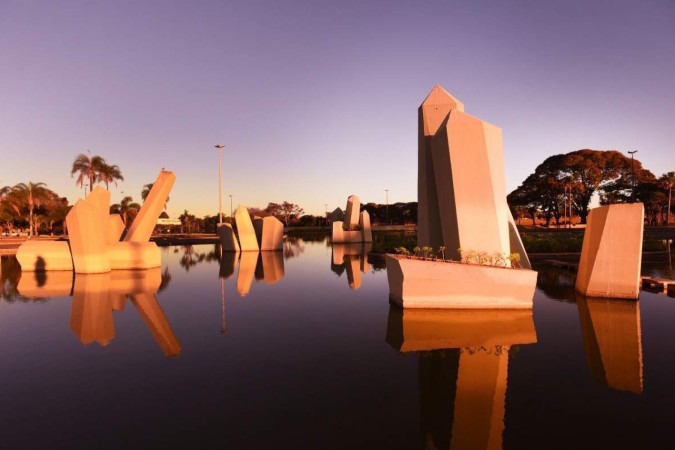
[385,255,536,309]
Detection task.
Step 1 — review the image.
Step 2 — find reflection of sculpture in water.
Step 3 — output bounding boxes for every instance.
[386,306,537,449]
[331,243,372,290]
[17,267,180,357]
[576,294,643,394]
[218,250,284,297]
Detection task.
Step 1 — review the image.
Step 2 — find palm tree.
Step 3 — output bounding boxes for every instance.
[141,183,169,209]
[11,182,51,237]
[110,196,141,227]
[98,163,124,190]
[660,172,675,226]
[71,152,106,194]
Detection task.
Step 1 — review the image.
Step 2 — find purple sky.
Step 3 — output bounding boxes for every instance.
[1,0,674,218]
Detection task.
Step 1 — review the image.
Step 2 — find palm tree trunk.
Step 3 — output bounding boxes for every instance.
[668,186,672,226]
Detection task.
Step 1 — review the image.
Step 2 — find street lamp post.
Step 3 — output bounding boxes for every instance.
[215,145,225,224]
[324,203,328,227]
[628,150,638,203]
[385,189,389,225]
[229,194,233,220]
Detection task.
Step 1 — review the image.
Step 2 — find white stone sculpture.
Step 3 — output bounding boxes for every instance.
[575,203,644,299]
[385,85,536,308]
[234,205,259,251]
[16,169,174,274]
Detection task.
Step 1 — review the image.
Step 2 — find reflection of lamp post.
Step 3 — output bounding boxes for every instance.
[215,144,225,224]
[385,189,389,225]
[220,277,228,334]
[229,194,233,219]
[628,150,638,203]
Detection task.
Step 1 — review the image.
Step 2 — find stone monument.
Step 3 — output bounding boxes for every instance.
[385,85,536,308]
[575,203,644,299]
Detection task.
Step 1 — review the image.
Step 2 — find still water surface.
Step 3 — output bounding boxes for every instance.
[1,239,674,449]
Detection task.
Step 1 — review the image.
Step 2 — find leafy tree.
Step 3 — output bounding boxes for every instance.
[509,149,650,224]
[263,201,304,226]
[660,172,675,225]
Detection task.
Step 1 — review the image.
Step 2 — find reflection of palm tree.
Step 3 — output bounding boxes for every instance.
[71,152,105,194]
[178,245,205,271]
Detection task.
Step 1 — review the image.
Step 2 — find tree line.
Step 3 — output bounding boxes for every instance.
[507,149,674,226]
[0,152,166,236]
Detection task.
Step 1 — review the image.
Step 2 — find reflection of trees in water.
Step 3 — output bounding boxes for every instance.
[0,255,21,301]
[284,237,305,259]
[158,266,172,292]
[534,264,577,302]
[174,244,220,271]
[0,255,47,303]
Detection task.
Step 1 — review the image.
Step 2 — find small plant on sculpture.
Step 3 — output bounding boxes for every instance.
[421,246,433,260]
[438,246,446,261]
[395,247,411,258]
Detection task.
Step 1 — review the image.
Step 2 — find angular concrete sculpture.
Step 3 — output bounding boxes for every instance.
[16,169,173,274]
[67,198,111,274]
[386,255,537,309]
[417,85,530,265]
[331,196,372,243]
[217,223,241,252]
[386,85,535,308]
[359,211,372,243]
[16,241,73,271]
[344,195,360,228]
[575,203,644,299]
[258,216,284,251]
[234,205,259,251]
[108,214,126,243]
[124,170,175,242]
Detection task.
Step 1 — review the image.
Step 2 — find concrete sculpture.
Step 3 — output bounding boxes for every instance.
[217,223,241,252]
[331,195,372,243]
[124,171,175,242]
[257,216,284,251]
[575,203,644,299]
[234,205,259,251]
[386,306,537,449]
[16,170,174,274]
[385,85,535,308]
[577,295,643,393]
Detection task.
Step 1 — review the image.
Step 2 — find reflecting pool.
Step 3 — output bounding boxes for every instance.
[1,239,675,449]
